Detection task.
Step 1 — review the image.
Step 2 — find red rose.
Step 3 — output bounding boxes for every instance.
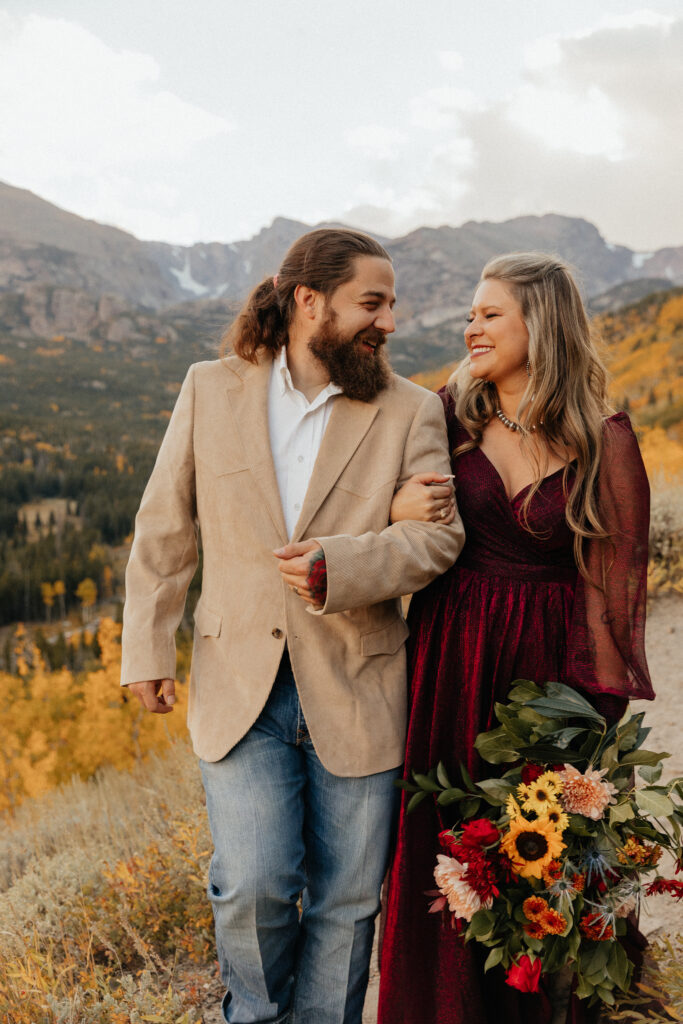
[438,830,460,853]
[506,954,542,993]
[461,819,499,849]
[521,764,545,784]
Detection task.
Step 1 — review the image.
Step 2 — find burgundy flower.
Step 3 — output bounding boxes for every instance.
[463,850,501,902]
[506,954,542,993]
[521,764,545,784]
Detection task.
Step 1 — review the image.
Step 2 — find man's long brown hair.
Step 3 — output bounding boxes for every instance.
[221,228,391,363]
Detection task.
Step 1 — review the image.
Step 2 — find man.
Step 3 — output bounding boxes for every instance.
[121,228,464,1024]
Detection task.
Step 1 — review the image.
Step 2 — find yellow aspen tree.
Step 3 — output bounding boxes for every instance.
[75,578,97,622]
[40,582,55,623]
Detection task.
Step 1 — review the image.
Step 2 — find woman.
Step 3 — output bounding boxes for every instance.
[377,253,654,1024]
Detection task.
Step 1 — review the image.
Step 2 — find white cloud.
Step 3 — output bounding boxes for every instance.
[345,125,407,160]
[409,87,481,130]
[0,13,232,236]
[508,84,625,158]
[438,50,464,72]
[338,14,683,250]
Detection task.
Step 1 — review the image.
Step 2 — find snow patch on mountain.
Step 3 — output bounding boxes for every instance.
[170,255,211,296]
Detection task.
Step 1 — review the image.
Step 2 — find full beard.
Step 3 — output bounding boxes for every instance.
[308,312,392,402]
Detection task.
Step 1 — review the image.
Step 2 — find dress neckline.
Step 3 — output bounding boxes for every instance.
[476,446,571,504]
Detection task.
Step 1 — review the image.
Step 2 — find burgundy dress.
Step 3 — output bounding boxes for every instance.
[378,394,654,1024]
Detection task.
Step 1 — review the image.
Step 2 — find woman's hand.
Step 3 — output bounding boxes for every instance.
[390,473,456,524]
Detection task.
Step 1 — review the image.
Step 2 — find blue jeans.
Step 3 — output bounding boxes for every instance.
[200,654,399,1024]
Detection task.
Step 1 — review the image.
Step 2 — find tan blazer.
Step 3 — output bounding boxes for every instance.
[121,353,465,775]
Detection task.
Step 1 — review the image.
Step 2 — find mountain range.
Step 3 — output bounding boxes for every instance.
[1,180,681,374]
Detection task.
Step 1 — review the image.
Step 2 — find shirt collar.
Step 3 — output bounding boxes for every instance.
[275,346,343,405]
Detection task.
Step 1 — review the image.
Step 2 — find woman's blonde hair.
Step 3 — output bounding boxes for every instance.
[448,251,613,577]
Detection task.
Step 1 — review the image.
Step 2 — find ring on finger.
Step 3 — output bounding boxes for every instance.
[292,585,300,595]
[439,507,447,519]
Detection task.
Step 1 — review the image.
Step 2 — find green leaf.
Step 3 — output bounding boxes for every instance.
[638,762,664,784]
[436,761,452,789]
[628,819,661,840]
[484,946,505,972]
[436,787,467,806]
[549,726,590,748]
[595,984,616,1006]
[468,909,497,939]
[529,682,606,723]
[507,679,545,702]
[607,940,631,992]
[476,778,515,804]
[412,772,442,793]
[621,749,670,767]
[600,741,620,771]
[474,727,520,764]
[567,815,593,837]
[516,744,584,764]
[395,779,420,792]
[635,789,675,818]
[574,974,595,1000]
[406,791,428,814]
[616,713,641,753]
[461,796,482,818]
[460,761,475,792]
[609,801,635,825]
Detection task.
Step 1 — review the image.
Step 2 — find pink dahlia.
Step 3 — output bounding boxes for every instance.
[558,763,618,820]
[433,855,493,921]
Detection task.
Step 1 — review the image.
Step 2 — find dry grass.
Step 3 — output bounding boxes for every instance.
[0,739,217,1023]
[648,475,683,598]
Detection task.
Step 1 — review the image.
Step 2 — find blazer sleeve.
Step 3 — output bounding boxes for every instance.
[312,388,465,615]
[120,365,199,685]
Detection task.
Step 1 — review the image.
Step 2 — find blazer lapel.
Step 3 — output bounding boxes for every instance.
[292,397,378,542]
[225,356,289,545]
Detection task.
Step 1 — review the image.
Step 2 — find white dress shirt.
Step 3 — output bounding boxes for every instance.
[268,346,343,539]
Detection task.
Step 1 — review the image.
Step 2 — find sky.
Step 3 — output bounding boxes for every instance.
[0,0,681,251]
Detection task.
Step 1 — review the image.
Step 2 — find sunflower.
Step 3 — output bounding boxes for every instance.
[518,771,563,816]
[546,806,570,832]
[505,793,523,820]
[500,816,566,879]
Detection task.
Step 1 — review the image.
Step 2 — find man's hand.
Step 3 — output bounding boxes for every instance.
[274,540,327,608]
[126,678,176,714]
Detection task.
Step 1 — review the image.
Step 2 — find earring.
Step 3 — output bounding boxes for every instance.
[526,358,531,377]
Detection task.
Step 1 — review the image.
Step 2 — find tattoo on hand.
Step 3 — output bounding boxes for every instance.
[306,550,327,605]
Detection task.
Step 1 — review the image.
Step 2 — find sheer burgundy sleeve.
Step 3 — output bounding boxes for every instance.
[566,413,654,701]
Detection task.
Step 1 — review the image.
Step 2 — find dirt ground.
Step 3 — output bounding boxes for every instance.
[361,595,683,1023]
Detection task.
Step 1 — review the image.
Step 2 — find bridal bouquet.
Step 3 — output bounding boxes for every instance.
[401,681,683,1007]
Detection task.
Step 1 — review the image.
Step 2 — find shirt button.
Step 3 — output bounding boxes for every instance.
[294,502,301,511]
[297,455,304,463]
[271,627,283,639]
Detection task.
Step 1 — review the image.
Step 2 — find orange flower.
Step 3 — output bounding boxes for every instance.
[572,873,585,892]
[523,921,546,939]
[617,837,662,867]
[538,907,567,935]
[523,896,549,920]
[541,859,562,885]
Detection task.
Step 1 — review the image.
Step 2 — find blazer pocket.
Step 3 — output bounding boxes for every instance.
[360,617,409,656]
[194,602,222,638]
